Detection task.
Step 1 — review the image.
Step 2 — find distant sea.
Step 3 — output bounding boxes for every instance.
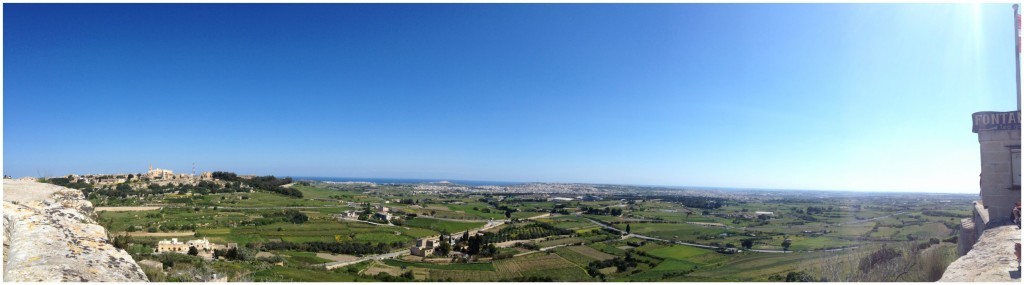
[292,176,522,186]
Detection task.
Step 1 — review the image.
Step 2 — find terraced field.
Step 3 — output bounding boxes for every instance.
[494,253,593,281]
[404,217,485,233]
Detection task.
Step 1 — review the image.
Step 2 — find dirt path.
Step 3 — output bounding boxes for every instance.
[120,231,196,237]
[316,253,358,262]
[95,206,162,212]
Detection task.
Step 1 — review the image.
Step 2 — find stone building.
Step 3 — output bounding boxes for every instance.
[957,110,1021,257]
[156,238,212,254]
[147,165,174,180]
[410,238,437,257]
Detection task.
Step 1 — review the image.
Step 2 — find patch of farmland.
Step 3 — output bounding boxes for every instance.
[544,216,596,230]
[554,247,597,267]
[405,217,485,233]
[650,258,702,272]
[361,261,406,277]
[383,259,495,271]
[315,253,358,263]
[831,222,875,237]
[899,223,951,239]
[495,253,592,281]
[566,245,615,260]
[687,251,834,281]
[619,222,725,241]
[538,237,583,247]
[645,244,712,260]
[428,269,498,281]
[589,242,627,255]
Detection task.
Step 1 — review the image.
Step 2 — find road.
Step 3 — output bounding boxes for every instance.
[324,249,408,269]
[580,216,870,254]
[579,216,794,253]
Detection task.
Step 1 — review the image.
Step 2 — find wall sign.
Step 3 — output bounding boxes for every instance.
[972,111,1022,133]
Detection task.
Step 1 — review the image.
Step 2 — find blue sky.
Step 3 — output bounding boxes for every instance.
[4,4,1019,193]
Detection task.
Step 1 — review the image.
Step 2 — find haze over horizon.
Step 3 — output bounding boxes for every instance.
[5,4,1020,194]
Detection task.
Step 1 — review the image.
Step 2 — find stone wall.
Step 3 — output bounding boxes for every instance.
[958,218,977,256]
[2,180,148,282]
[939,225,1021,282]
[976,129,1021,225]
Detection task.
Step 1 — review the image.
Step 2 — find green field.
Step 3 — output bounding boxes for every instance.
[404,217,485,233]
[383,259,495,271]
[79,179,973,282]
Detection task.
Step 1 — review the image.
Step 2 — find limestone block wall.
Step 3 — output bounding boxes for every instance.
[977,129,1021,225]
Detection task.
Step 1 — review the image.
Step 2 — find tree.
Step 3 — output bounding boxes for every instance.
[741,239,754,249]
[625,224,631,234]
[187,246,199,256]
[782,239,792,252]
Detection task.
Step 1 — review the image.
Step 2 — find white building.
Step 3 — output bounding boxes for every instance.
[156,238,212,253]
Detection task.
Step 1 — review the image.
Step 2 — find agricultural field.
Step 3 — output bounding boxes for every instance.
[493,253,594,281]
[77,177,974,282]
[403,217,485,233]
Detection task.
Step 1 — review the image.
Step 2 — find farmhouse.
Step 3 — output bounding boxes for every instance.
[156,238,213,254]
[338,211,359,219]
[410,238,437,257]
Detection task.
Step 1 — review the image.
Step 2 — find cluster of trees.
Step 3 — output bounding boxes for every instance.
[433,234,454,256]
[252,210,308,225]
[146,181,246,195]
[858,245,901,273]
[464,233,498,256]
[262,240,404,255]
[212,172,301,198]
[372,272,415,282]
[47,177,92,191]
[803,206,831,215]
[212,247,257,261]
[767,271,821,282]
[580,206,623,216]
[654,196,728,209]
[549,204,571,215]
[587,253,639,279]
[921,210,961,218]
[480,198,517,217]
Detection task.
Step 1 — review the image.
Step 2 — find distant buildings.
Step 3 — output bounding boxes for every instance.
[410,238,437,257]
[156,238,212,254]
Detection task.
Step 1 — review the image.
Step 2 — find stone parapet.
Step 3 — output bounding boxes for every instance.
[940,225,1021,282]
[2,180,147,282]
[958,218,977,256]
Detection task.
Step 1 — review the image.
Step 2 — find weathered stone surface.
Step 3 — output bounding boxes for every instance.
[2,179,148,282]
[957,218,976,257]
[940,225,1021,282]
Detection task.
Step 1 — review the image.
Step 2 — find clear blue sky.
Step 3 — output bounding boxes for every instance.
[4,4,1020,193]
